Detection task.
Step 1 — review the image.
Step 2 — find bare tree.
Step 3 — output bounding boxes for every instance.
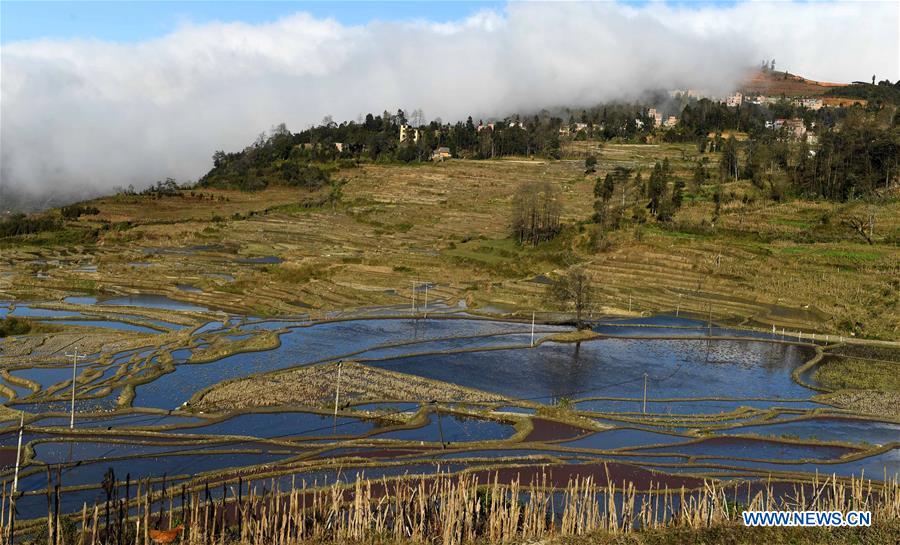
[548,266,593,327]
[512,181,561,246]
[841,213,874,245]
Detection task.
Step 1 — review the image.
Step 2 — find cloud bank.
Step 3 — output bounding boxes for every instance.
[1,1,897,205]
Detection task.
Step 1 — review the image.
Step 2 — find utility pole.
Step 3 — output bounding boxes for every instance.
[65,347,86,429]
[531,312,535,347]
[423,283,428,318]
[9,413,24,542]
[436,407,446,449]
[642,373,648,414]
[411,281,417,315]
[333,361,343,419]
[676,294,682,317]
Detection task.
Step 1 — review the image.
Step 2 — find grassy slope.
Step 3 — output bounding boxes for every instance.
[2,141,898,339]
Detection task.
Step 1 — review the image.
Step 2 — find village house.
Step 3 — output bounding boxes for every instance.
[774,118,807,139]
[726,92,743,107]
[648,108,663,127]
[399,124,419,144]
[794,97,823,110]
[476,122,494,132]
[664,115,678,127]
[432,147,452,161]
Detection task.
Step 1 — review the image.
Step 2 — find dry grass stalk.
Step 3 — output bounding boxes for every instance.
[2,468,898,544]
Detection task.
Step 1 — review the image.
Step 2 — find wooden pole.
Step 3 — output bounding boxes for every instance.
[65,348,86,429]
[531,312,535,347]
[9,413,24,541]
[333,362,343,419]
[642,373,648,414]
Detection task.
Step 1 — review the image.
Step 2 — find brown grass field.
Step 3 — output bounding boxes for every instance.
[2,140,898,341]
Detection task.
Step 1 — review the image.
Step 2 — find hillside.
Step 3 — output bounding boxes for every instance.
[2,139,898,340]
[741,69,847,97]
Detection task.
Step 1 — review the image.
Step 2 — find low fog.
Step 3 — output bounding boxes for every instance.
[1,1,897,208]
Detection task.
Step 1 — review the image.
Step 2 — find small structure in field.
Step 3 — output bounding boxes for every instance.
[400,124,419,144]
[432,147,452,161]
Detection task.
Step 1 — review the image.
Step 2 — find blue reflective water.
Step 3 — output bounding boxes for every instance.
[100,295,208,312]
[356,332,556,360]
[494,406,536,414]
[367,338,812,402]
[696,448,900,480]
[561,428,689,450]
[17,450,287,490]
[634,436,854,461]
[236,256,283,264]
[593,316,781,341]
[168,411,379,439]
[351,402,420,412]
[7,306,81,318]
[720,417,900,447]
[194,321,225,334]
[575,398,822,414]
[13,390,121,413]
[373,413,513,443]
[63,296,98,305]
[10,366,85,390]
[133,319,545,409]
[30,412,205,429]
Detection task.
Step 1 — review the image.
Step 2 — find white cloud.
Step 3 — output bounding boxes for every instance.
[1,1,896,203]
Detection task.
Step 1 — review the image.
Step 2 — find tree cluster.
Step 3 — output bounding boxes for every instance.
[511,181,562,246]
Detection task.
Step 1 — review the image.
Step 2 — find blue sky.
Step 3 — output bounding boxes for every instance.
[1,1,744,43]
[1,1,508,43]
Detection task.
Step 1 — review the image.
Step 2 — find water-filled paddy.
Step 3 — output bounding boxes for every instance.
[3,312,898,525]
[367,338,813,402]
[719,417,900,446]
[560,428,689,450]
[167,411,380,438]
[133,318,553,409]
[574,397,822,414]
[29,412,206,429]
[372,413,514,443]
[632,436,856,461]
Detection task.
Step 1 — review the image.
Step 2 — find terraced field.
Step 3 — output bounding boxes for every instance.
[1,141,898,541]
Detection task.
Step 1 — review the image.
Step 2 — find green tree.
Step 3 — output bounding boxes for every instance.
[720,136,739,181]
[646,162,667,216]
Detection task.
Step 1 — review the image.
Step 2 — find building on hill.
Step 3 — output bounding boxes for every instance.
[476,122,494,132]
[774,118,807,139]
[648,108,662,127]
[432,147,451,161]
[400,124,419,144]
[664,115,678,127]
[794,97,823,110]
[726,92,743,107]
